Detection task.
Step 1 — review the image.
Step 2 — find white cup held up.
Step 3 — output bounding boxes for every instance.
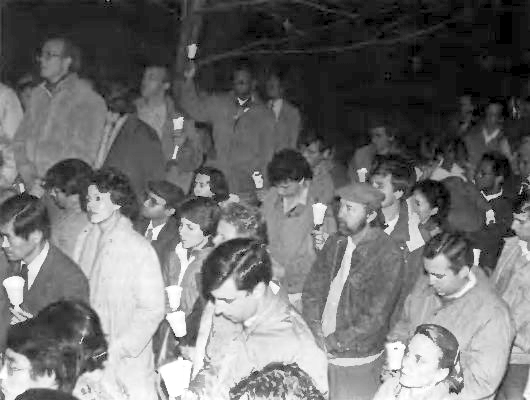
[167,311,187,338]
[385,341,406,370]
[312,203,328,226]
[252,171,264,189]
[159,357,193,398]
[165,285,183,311]
[3,276,25,310]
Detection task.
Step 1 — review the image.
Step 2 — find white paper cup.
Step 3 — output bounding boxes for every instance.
[357,168,368,183]
[171,145,180,160]
[165,286,183,310]
[187,44,198,60]
[3,276,24,308]
[166,311,187,338]
[173,117,184,131]
[473,248,481,266]
[385,341,406,370]
[312,203,328,226]
[252,171,264,189]
[159,358,193,397]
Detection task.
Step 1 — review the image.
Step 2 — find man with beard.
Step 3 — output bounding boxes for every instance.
[302,183,404,400]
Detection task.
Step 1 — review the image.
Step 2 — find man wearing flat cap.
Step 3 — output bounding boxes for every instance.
[302,183,405,400]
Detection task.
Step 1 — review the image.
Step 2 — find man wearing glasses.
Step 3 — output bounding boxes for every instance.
[13,38,106,193]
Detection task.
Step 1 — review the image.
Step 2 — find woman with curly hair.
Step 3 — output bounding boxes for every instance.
[73,167,165,400]
[376,324,464,400]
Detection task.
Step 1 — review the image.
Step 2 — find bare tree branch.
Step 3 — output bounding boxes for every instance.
[195,0,280,13]
[198,14,462,64]
[291,0,360,20]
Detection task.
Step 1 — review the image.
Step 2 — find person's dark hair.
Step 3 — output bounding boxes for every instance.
[514,190,530,214]
[103,82,136,115]
[369,116,398,140]
[45,38,82,73]
[195,167,230,202]
[229,363,325,400]
[298,133,333,154]
[220,203,267,243]
[0,194,50,240]
[414,324,464,394]
[180,197,220,237]
[147,180,185,213]
[7,321,78,393]
[267,149,313,186]
[444,137,468,164]
[480,151,511,181]
[145,64,171,84]
[412,180,451,226]
[202,238,271,298]
[44,159,93,210]
[423,232,472,274]
[233,59,254,78]
[90,168,139,221]
[371,155,415,196]
[15,389,79,400]
[33,300,108,376]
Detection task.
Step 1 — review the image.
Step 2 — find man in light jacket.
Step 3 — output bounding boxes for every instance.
[13,38,106,188]
[389,232,515,400]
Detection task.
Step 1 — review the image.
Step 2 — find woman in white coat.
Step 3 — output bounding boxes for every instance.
[74,167,165,400]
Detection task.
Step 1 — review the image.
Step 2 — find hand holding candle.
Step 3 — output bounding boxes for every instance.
[187,44,198,60]
[252,171,264,189]
[385,341,406,370]
[3,276,25,311]
[312,203,327,226]
[357,168,368,183]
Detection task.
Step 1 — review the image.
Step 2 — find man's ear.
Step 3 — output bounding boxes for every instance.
[165,207,176,217]
[251,281,267,299]
[394,190,404,201]
[28,230,43,246]
[367,211,377,224]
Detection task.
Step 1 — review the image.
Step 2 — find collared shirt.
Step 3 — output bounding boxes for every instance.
[383,214,400,235]
[519,240,530,262]
[483,127,501,145]
[322,236,356,337]
[174,242,196,287]
[445,270,477,300]
[269,99,283,120]
[26,242,50,290]
[282,186,309,214]
[481,189,503,202]
[146,221,166,241]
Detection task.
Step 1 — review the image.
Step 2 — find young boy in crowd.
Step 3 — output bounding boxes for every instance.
[136,180,185,266]
[299,135,335,204]
[472,151,514,272]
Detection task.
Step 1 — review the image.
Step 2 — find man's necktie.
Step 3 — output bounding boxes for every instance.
[19,262,29,291]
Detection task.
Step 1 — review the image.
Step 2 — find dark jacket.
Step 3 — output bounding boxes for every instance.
[103,115,165,200]
[387,200,425,327]
[135,216,180,268]
[6,244,89,316]
[302,228,404,358]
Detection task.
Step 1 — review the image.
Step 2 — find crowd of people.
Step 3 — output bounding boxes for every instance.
[0,35,529,400]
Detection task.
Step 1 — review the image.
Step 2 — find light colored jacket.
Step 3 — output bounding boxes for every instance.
[0,83,23,141]
[195,291,328,398]
[13,74,107,183]
[390,271,515,400]
[491,237,530,365]
[74,215,165,400]
[181,80,276,193]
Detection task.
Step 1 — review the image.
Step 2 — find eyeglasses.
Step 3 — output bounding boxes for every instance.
[36,51,63,61]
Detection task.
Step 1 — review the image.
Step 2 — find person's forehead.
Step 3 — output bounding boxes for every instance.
[478,159,494,171]
[0,220,14,235]
[519,143,530,159]
[148,191,166,204]
[181,217,200,228]
[487,103,502,113]
[212,277,239,299]
[196,173,210,183]
[233,70,252,81]
[371,126,387,136]
[43,39,65,53]
[6,348,30,366]
[340,198,363,208]
[144,67,166,79]
[372,173,391,183]
[425,254,452,272]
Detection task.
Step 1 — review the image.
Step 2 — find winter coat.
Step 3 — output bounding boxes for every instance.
[181,80,276,193]
[270,99,301,151]
[491,237,530,365]
[13,74,107,184]
[74,215,165,400]
[302,228,404,358]
[102,115,165,200]
[390,271,515,400]
[0,82,23,141]
[261,183,336,293]
[192,292,329,398]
